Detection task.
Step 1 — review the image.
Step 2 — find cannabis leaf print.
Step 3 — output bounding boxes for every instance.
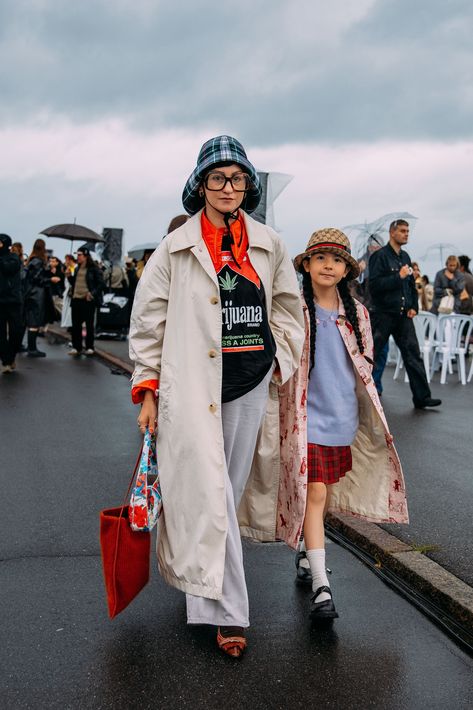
[218,272,239,291]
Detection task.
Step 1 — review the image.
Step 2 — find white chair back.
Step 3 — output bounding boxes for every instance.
[432,314,473,384]
[436,314,473,353]
[413,311,438,349]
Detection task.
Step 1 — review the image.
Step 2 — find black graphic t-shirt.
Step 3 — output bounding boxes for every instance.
[201,212,276,403]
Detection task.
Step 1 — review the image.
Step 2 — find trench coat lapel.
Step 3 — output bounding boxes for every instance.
[168,210,218,286]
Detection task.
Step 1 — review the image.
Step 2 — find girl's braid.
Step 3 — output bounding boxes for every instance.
[302,270,317,375]
[338,277,364,354]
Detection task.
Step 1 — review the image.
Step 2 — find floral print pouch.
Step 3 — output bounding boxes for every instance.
[129,428,162,532]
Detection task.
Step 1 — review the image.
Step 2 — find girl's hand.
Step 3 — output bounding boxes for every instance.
[138,391,158,435]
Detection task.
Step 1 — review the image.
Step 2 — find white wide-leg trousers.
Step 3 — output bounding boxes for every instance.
[186,370,271,627]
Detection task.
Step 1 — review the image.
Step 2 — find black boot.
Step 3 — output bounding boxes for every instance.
[27,330,46,358]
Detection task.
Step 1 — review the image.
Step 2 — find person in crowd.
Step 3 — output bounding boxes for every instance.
[48,255,65,319]
[421,274,434,311]
[412,261,421,281]
[0,234,23,373]
[411,262,429,312]
[125,257,139,301]
[68,246,104,356]
[136,249,155,279]
[352,235,388,395]
[288,228,407,620]
[64,254,76,276]
[129,135,305,658]
[24,238,55,357]
[61,255,76,330]
[10,242,27,350]
[167,214,189,234]
[11,242,25,264]
[431,255,465,314]
[368,219,441,409]
[103,261,129,295]
[457,255,473,315]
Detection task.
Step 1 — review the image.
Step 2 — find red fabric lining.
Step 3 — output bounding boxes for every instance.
[131,379,159,404]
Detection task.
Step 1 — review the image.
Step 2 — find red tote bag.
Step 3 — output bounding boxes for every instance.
[100,448,151,618]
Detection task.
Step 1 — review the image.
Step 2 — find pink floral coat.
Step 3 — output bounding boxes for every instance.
[274,295,409,549]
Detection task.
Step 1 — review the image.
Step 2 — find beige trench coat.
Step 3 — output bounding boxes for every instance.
[275,296,409,551]
[129,209,305,600]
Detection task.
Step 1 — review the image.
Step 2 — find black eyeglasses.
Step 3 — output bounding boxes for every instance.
[204,172,250,192]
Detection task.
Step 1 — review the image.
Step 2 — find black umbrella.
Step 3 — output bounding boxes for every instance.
[40,223,105,252]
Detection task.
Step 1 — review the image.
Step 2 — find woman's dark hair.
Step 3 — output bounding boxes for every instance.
[421,274,430,285]
[27,238,47,265]
[11,242,24,260]
[459,255,471,274]
[167,214,189,233]
[84,254,96,268]
[302,268,364,376]
[77,249,95,269]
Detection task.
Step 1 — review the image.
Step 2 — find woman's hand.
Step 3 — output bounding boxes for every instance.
[138,390,158,435]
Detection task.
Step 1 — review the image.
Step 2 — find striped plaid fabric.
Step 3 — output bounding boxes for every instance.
[182,135,261,215]
[307,443,352,484]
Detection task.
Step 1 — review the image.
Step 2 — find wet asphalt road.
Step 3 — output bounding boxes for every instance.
[95,335,473,587]
[1,340,473,709]
[378,366,473,586]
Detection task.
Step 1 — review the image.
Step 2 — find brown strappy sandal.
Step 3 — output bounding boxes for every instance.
[217,626,247,658]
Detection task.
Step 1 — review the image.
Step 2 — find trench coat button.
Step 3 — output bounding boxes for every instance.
[209,402,217,413]
[210,296,219,305]
[208,349,217,358]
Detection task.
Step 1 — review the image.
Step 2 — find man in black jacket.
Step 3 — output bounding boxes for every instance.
[0,234,23,373]
[368,220,441,409]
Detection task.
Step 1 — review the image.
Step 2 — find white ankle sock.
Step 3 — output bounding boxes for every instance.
[306,549,331,603]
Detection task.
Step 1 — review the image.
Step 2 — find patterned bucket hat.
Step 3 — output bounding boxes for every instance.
[182,135,262,215]
[294,228,360,280]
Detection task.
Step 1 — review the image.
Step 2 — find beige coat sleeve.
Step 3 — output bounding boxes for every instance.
[270,237,305,385]
[128,242,171,387]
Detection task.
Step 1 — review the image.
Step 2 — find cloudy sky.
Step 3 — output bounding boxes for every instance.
[1,0,472,275]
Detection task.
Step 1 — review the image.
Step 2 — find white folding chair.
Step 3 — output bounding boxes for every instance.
[430,314,473,385]
[414,311,438,382]
[468,356,473,383]
[393,311,438,382]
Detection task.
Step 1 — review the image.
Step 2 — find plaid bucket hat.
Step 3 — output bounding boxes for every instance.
[182,135,262,215]
[294,228,360,280]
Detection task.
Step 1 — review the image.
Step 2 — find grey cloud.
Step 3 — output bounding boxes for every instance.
[1,0,472,143]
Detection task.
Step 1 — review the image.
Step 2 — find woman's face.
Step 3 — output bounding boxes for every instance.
[446,259,458,274]
[412,264,421,279]
[202,164,247,217]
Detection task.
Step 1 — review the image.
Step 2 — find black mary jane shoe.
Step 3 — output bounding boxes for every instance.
[295,550,313,586]
[309,586,339,622]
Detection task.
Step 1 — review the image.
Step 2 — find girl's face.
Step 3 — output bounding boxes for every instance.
[303,251,349,288]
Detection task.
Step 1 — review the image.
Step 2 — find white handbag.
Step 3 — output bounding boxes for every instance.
[438,288,454,314]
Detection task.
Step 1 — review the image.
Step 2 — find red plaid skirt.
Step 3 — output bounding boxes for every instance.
[307,443,352,484]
